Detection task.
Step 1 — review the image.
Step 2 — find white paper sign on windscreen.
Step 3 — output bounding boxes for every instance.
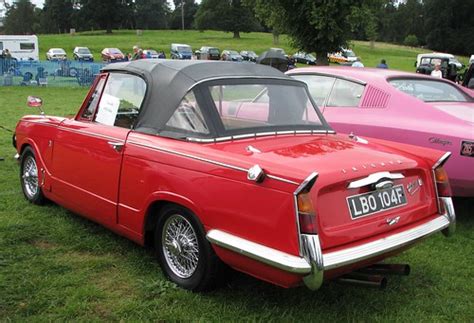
[96,93,120,126]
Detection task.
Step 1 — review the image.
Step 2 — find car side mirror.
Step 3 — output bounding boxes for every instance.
[27,96,45,115]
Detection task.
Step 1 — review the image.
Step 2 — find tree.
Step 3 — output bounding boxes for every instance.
[424,0,474,55]
[134,0,169,30]
[79,0,125,33]
[4,0,38,34]
[348,0,385,49]
[195,0,260,38]
[247,0,286,45]
[266,0,360,65]
[40,0,74,33]
[170,0,198,30]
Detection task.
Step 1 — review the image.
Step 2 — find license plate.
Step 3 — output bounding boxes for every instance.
[347,185,407,219]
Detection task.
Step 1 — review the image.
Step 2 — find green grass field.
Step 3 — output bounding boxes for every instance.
[38,30,470,72]
[0,85,473,321]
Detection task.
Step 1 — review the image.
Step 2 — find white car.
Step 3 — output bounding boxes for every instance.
[416,52,463,69]
[46,48,67,61]
[469,54,474,65]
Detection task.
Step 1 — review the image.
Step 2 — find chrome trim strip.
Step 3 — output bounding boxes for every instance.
[322,214,450,270]
[206,229,311,274]
[128,140,248,172]
[58,126,124,142]
[207,201,454,290]
[267,175,299,185]
[127,140,299,185]
[293,172,324,290]
[295,172,319,195]
[440,197,456,237]
[186,129,335,143]
[347,171,405,189]
[433,152,451,169]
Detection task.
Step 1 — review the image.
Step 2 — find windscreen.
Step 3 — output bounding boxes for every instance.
[389,78,470,102]
[178,46,191,52]
[208,82,325,133]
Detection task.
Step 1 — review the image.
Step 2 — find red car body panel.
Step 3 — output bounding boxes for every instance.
[14,61,455,289]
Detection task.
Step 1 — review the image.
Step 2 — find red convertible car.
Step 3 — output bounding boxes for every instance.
[14,60,455,291]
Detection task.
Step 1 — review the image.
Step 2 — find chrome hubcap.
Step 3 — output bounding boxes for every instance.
[22,156,39,198]
[162,214,199,278]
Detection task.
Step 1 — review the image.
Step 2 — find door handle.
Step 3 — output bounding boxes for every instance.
[108,141,124,152]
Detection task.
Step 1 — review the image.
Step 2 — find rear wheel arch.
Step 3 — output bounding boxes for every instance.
[143,197,205,248]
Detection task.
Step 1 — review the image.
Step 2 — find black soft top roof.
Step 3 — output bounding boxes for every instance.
[102,59,293,134]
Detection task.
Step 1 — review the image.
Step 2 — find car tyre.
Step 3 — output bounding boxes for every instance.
[155,204,223,291]
[20,146,45,205]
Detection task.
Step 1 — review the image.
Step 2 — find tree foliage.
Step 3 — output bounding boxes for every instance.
[134,0,169,30]
[169,0,198,30]
[246,0,287,44]
[260,0,359,65]
[195,0,260,38]
[423,0,474,55]
[40,0,74,34]
[4,0,38,34]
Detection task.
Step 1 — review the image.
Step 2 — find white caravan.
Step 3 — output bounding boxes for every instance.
[0,35,39,61]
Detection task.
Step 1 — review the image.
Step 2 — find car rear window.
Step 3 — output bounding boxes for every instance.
[209,82,323,132]
[389,78,470,102]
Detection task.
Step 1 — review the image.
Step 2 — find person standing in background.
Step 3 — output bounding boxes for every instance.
[352,57,364,67]
[376,59,388,69]
[431,63,443,78]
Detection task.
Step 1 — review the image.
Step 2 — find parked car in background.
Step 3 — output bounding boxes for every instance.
[416,52,463,70]
[101,48,125,62]
[195,46,220,60]
[415,55,460,82]
[0,35,39,61]
[240,50,258,62]
[170,43,192,60]
[221,50,243,62]
[328,48,357,64]
[142,49,161,59]
[293,52,317,65]
[288,67,474,196]
[15,60,455,292]
[46,48,67,61]
[462,63,474,91]
[73,47,94,61]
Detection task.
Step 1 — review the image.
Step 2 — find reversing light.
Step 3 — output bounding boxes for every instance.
[297,192,317,234]
[434,166,452,197]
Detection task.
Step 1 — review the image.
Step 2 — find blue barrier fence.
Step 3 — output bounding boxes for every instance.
[0,59,107,87]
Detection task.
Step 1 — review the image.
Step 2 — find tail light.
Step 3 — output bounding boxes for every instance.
[432,152,452,215]
[297,192,317,234]
[434,166,452,197]
[295,172,319,234]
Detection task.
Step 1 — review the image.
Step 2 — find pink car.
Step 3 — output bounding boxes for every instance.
[288,67,474,197]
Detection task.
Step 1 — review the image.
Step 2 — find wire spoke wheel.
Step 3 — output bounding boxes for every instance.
[22,155,39,199]
[162,213,200,279]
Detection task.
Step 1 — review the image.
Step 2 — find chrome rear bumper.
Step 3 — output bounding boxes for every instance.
[206,197,455,290]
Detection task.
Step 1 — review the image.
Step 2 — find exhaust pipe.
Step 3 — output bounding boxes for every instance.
[336,272,387,290]
[358,264,411,276]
